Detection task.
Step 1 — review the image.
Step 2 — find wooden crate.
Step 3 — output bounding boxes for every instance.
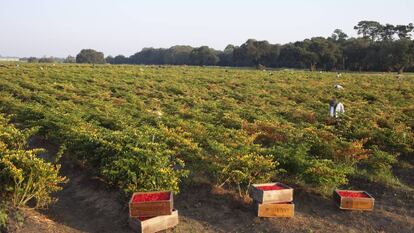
[333,189,375,211]
[250,182,293,204]
[255,201,294,218]
[129,191,173,217]
[128,209,179,233]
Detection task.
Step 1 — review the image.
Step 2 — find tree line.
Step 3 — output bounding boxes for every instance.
[26,21,414,73]
[20,56,75,64]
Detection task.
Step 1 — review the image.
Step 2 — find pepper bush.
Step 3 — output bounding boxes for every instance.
[0,114,66,209]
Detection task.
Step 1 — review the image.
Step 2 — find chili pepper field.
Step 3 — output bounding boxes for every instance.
[0,63,413,232]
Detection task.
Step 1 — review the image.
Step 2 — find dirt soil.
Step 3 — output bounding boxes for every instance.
[8,137,414,233]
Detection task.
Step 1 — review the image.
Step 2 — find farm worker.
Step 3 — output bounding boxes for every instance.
[335,102,345,118]
[329,98,336,117]
[334,84,344,89]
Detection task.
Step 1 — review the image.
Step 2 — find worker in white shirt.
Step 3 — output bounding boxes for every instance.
[335,102,345,118]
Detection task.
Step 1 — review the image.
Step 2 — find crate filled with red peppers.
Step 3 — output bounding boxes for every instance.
[250,182,295,218]
[250,182,293,204]
[129,191,173,218]
[128,191,178,233]
[333,189,375,211]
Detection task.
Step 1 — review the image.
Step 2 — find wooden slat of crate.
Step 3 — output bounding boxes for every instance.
[128,209,179,233]
[129,191,173,217]
[250,182,293,204]
[255,201,294,218]
[333,189,375,211]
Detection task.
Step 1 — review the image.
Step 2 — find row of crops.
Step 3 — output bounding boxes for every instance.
[0,63,413,198]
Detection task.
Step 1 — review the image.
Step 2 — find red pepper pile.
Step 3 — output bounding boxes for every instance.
[256,184,286,191]
[338,191,369,198]
[132,192,170,203]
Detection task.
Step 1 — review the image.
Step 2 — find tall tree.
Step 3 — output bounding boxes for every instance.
[381,39,414,73]
[379,24,396,41]
[299,47,319,71]
[343,38,371,71]
[189,46,219,66]
[300,37,341,70]
[330,29,348,42]
[76,49,105,64]
[164,46,193,65]
[218,45,236,66]
[278,44,306,69]
[354,21,383,41]
[233,39,272,67]
[394,23,414,39]
[262,44,281,67]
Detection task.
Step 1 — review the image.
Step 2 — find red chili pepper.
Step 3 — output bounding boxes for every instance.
[132,192,170,203]
[256,185,286,191]
[338,191,369,198]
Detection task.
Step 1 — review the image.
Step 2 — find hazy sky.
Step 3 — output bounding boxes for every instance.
[1,0,413,57]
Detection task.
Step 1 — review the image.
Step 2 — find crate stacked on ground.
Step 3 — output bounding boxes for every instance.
[128,191,179,233]
[333,189,375,211]
[250,182,294,218]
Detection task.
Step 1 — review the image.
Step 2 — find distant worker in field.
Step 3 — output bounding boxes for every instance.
[329,98,336,117]
[334,102,345,118]
[329,98,345,118]
[334,84,344,89]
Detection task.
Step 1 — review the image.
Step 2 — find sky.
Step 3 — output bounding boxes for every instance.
[1,0,413,58]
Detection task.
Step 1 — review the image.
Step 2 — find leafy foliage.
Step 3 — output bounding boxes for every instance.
[358,147,398,184]
[210,152,277,195]
[0,204,7,230]
[0,114,66,209]
[0,64,413,195]
[0,149,66,208]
